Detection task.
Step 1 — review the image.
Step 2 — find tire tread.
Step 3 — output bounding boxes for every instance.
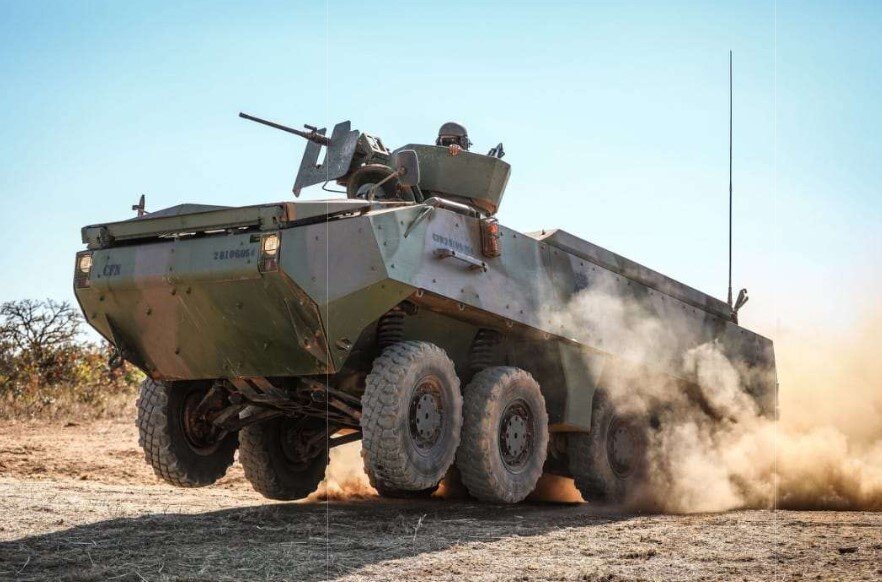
[136,378,234,487]
[457,367,548,504]
[238,420,326,500]
[361,341,462,491]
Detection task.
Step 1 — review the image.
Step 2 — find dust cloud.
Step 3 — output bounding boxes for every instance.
[528,474,585,504]
[773,315,882,510]
[308,441,377,502]
[310,445,466,502]
[546,282,882,513]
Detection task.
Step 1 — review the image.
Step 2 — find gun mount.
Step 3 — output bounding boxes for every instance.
[240,112,386,198]
[239,112,511,215]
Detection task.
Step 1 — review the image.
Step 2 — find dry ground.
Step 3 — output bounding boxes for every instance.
[0,420,880,581]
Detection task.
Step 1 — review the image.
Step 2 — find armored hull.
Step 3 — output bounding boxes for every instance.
[75,198,775,431]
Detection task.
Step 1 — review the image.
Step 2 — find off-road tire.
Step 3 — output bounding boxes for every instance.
[238,417,328,501]
[361,341,462,492]
[457,367,549,504]
[365,453,439,499]
[136,378,237,487]
[371,479,439,499]
[568,390,649,504]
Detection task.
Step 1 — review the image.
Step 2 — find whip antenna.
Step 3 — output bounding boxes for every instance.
[726,51,749,322]
[727,50,734,309]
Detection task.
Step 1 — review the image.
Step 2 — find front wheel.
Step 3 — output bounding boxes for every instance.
[371,480,439,499]
[456,367,549,504]
[136,379,238,487]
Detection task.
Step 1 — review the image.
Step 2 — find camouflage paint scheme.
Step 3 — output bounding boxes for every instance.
[74,140,776,433]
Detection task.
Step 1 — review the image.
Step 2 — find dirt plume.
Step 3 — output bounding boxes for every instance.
[528,474,584,503]
[308,440,377,502]
[311,447,472,502]
[773,313,882,510]
[646,315,882,512]
[545,281,882,513]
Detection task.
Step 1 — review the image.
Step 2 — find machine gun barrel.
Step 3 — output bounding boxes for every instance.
[239,112,331,146]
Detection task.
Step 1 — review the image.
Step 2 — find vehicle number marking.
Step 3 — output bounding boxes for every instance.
[213,249,256,261]
[432,233,475,256]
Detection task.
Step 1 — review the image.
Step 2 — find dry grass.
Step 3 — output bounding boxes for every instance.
[1,477,880,581]
[2,421,881,581]
[0,381,138,422]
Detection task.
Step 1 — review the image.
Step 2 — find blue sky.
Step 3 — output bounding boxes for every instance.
[1,1,879,336]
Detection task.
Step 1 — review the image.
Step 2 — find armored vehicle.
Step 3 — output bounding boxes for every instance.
[73,114,776,504]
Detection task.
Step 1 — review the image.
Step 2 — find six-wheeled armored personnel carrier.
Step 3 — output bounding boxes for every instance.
[73,114,776,504]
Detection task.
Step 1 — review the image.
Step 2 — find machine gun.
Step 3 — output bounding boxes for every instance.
[239,112,331,146]
[239,111,366,196]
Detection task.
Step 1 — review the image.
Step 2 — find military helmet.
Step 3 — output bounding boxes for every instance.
[436,121,471,150]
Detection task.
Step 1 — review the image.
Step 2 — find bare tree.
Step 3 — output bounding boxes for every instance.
[0,299,82,361]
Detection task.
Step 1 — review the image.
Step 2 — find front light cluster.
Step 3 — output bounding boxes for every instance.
[259,233,281,272]
[262,234,280,256]
[78,254,93,273]
[75,252,93,288]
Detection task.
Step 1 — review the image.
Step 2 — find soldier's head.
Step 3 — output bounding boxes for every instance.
[436,121,471,150]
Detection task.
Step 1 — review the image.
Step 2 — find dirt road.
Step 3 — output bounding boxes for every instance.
[1,420,880,581]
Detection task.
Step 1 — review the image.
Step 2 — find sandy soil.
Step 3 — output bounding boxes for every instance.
[1,420,880,581]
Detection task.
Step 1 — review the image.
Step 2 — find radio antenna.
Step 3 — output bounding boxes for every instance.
[727,50,734,309]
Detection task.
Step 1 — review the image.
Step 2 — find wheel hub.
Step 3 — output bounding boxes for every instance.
[409,376,444,451]
[281,421,324,470]
[607,417,643,478]
[499,400,534,471]
[181,390,225,455]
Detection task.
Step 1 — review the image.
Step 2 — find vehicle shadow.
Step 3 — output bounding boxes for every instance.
[0,497,634,581]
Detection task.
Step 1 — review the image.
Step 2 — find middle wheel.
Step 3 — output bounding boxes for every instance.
[360,341,462,492]
[457,367,549,504]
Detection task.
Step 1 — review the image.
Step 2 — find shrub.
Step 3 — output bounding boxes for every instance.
[0,299,143,420]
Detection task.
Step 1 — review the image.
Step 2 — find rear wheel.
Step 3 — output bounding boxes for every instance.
[239,417,328,500]
[457,367,549,504]
[136,379,237,487]
[568,390,649,504]
[360,341,462,492]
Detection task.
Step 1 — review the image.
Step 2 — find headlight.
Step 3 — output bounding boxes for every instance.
[75,252,93,288]
[262,234,280,256]
[78,254,93,273]
[259,233,280,273]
